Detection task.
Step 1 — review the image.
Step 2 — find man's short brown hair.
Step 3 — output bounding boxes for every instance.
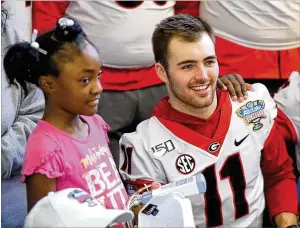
[152,14,215,70]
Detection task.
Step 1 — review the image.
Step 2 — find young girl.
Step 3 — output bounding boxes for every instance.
[3,17,128,217]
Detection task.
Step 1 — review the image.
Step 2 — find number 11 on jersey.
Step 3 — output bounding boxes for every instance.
[202,152,249,227]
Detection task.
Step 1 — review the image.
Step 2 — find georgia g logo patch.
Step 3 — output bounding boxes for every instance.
[176,154,195,175]
[236,100,267,131]
[208,142,220,153]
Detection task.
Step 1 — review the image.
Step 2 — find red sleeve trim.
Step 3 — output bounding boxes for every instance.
[262,124,297,219]
[276,109,298,143]
[266,178,298,219]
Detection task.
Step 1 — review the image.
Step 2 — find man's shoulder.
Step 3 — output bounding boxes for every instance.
[120,116,177,152]
[231,83,277,138]
[121,117,159,141]
[232,83,275,111]
[246,83,271,100]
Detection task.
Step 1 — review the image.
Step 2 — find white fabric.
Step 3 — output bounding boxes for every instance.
[200,1,300,50]
[274,71,300,172]
[24,188,134,228]
[138,193,196,228]
[65,1,175,68]
[120,84,276,227]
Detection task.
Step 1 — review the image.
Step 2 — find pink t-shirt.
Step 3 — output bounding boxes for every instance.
[21,115,128,211]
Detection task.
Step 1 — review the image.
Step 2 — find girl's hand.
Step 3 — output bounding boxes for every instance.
[217,74,253,102]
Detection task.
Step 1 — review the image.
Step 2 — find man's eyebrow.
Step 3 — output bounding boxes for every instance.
[177,60,198,66]
[177,55,217,66]
[203,55,217,61]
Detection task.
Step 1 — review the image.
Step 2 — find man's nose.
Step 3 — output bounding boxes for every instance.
[194,65,208,81]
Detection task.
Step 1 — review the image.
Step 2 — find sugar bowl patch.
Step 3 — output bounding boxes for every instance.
[236,100,267,131]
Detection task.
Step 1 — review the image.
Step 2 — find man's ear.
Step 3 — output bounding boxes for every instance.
[155,63,168,83]
[39,75,57,95]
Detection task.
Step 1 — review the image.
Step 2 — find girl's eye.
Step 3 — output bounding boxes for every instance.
[81,78,90,84]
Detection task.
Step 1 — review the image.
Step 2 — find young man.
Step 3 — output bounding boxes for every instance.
[119,14,298,228]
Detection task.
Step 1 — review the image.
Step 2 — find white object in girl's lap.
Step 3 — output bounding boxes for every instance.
[24,188,134,228]
[138,192,196,228]
[136,173,206,227]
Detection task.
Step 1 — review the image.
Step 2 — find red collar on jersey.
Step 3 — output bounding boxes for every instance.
[152,89,224,125]
[152,89,232,157]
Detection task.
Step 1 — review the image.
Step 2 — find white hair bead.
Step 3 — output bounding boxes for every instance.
[67,19,74,26]
[31,42,40,50]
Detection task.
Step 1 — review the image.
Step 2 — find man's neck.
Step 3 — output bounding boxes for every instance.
[169,93,218,120]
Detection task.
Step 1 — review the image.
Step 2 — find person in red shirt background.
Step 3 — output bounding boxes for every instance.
[198,1,300,93]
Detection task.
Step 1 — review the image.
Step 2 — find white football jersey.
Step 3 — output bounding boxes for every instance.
[274,71,300,172]
[65,1,175,68]
[119,84,277,227]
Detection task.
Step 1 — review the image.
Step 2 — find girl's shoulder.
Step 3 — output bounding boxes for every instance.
[81,114,110,143]
[27,120,62,149]
[81,114,110,132]
[22,121,65,182]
